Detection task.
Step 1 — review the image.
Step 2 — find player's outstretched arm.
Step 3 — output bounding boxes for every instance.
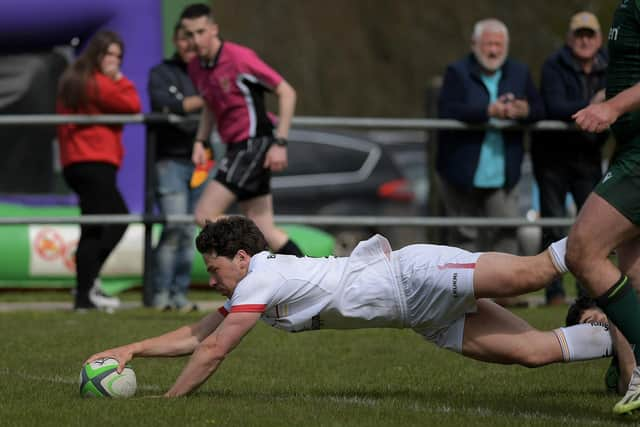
[610,324,636,394]
[84,308,226,373]
[573,82,640,133]
[164,312,261,397]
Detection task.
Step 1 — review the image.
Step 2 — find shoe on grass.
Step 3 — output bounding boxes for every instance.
[74,297,97,312]
[89,279,121,309]
[172,294,198,313]
[613,366,640,415]
[177,303,199,313]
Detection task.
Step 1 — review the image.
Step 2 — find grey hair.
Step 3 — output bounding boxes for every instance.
[472,18,509,43]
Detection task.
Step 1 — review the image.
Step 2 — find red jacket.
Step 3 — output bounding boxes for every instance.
[57,72,141,168]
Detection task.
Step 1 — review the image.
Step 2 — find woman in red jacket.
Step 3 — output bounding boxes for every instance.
[57,30,142,310]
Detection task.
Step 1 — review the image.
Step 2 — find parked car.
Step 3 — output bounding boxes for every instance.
[270,129,421,255]
[314,129,543,255]
[218,127,542,256]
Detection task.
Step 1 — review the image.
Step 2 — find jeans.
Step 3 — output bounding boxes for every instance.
[534,156,602,302]
[152,159,207,308]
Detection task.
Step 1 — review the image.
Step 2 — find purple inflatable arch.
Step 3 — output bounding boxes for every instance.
[0,0,163,212]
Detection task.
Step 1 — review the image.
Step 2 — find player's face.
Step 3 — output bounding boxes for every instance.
[203,251,249,298]
[181,16,219,59]
[473,30,507,73]
[579,307,607,324]
[174,27,196,64]
[569,29,601,62]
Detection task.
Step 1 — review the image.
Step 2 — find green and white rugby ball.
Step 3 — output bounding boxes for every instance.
[79,358,136,398]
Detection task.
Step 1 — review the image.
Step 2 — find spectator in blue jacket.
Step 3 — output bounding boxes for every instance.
[533,11,608,305]
[437,18,544,255]
[147,23,207,312]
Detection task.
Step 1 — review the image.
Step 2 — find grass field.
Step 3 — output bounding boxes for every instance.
[1,295,638,427]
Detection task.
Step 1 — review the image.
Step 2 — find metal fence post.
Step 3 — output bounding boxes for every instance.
[142,123,156,307]
[424,76,445,244]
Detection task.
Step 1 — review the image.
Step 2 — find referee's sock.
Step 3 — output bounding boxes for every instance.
[277,239,304,257]
[597,275,640,365]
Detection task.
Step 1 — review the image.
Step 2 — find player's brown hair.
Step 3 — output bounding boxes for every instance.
[196,216,268,258]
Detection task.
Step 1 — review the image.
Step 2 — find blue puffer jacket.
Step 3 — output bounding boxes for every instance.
[437,54,544,190]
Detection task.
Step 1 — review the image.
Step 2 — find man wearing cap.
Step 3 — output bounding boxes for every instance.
[532,11,608,306]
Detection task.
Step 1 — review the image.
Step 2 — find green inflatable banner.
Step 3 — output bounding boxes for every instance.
[0,203,334,294]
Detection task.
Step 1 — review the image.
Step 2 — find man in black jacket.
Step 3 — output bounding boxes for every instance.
[147,23,207,311]
[533,11,608,305]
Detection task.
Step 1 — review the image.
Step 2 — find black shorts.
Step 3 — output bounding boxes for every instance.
[214,136,273,201]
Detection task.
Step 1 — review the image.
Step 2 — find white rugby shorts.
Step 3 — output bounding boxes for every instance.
[392,244,481,352]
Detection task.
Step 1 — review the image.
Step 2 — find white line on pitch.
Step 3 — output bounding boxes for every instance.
[0,368,162,392]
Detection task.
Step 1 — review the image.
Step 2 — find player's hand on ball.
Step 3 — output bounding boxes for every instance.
[84,346,133,374]
[79,358,137,398]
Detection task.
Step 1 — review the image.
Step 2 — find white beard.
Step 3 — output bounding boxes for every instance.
[473,50,507,73]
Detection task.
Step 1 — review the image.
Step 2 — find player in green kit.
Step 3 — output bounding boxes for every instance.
[572,0,640,416]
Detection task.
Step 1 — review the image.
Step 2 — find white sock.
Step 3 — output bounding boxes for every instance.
[554,323,613,362]
[549,237,568,274]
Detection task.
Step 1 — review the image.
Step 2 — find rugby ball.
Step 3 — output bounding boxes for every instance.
[79,358,136,398]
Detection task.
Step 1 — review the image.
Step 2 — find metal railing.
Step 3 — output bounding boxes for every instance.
[0,113,582,304]
[0,214,573,227]
[0,113,576,130]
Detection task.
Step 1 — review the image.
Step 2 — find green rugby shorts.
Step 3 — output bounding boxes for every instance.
[594,139,640,225]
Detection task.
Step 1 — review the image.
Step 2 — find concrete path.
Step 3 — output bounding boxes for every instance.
[0,300,220,313]
[0,297,554,312]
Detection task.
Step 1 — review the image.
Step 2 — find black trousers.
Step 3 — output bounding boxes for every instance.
[533,152,602,301]
[63,162,129,300]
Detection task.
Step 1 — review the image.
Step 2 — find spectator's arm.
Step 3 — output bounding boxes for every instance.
[148,66,202,134]
[94,74,142,114]
[540,62,587,120]
[437,65,489,123]
[182,96,204,114]
[520,70,545,122]
[148,66,185,114]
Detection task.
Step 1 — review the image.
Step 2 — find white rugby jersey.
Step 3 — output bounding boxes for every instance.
[218,235,409,332]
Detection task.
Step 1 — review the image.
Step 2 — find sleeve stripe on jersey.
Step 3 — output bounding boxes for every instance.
[231,304,267,313]
[218,306,229,317]
[437,262,476,270]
